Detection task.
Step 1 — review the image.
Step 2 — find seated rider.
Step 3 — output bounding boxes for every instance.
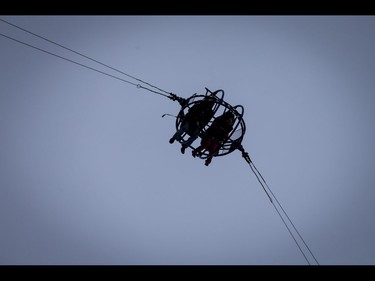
[169,96,215,154]
[192,111,235,166]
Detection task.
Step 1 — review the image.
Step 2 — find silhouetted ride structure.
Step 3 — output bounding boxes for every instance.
[172,88,245,160]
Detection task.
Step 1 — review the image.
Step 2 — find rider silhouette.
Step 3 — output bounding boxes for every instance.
[169,96,215,154]
[192,111,234,166]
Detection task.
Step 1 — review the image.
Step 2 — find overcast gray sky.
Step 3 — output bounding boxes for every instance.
[1,16,375,265]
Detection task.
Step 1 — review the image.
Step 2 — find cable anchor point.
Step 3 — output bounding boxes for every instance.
[168,93,187,107]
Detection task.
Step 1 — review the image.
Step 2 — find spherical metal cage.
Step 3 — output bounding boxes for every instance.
[175,88,246,159]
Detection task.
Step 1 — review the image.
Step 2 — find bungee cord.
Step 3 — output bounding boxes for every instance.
[0,18,175,100]
[239,145,319,265]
